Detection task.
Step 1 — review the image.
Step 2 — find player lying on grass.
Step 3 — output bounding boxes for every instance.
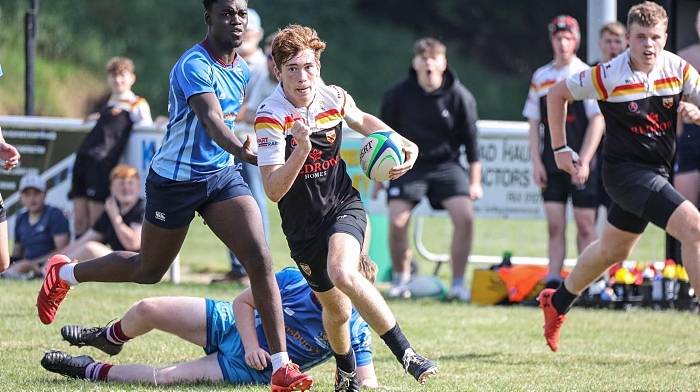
[41,256,385,389]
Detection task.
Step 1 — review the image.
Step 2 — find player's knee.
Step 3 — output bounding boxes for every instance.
[133,298,159,316]
[600,245,630,263]
[678,223,700,246]
[330,269,367,296]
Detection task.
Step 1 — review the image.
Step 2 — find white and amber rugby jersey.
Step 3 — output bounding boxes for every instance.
[255,84,363,240]
[567,49,700,170]
[523,58,601,172]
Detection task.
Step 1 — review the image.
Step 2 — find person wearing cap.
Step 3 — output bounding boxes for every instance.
[522,15,605,290]
[213,7,269,286]
[2,173,70,280]
[0,66,21,273]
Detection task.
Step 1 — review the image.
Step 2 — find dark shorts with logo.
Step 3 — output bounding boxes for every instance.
[541,170,599,208]
[287,199,366,293]
[144,165,251,230]
[69,154,112,202]
[675,123,700,174]
[604,162,685,234]
[386,161,470,210]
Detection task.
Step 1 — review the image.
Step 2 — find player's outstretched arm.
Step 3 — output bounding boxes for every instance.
[188,92,257,165]
[357,364,386,390]
[232,288,270,370]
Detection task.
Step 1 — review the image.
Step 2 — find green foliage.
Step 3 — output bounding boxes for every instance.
[0,0,530,120]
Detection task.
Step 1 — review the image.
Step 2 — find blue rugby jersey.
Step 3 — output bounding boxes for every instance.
[150,41,250,181]
[256,267,373,371]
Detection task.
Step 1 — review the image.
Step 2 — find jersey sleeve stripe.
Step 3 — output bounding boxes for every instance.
[316,109,342,127]
[254,116,284,133]
[654,76,681,91]
[682,61,691,84]
[611,83,646,97]
[592,65,608,100]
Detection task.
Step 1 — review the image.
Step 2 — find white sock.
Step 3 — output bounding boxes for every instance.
[271,352,290,373]
[393,271,411,286]
[58,263,80,286]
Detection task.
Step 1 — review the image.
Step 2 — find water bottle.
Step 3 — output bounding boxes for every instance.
[651,275,663,301]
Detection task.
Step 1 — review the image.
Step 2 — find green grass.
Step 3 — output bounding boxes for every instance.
[0,205,678,391]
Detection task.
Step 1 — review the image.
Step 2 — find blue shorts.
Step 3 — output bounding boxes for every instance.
[144,165,251,229]
[205,299,271,384]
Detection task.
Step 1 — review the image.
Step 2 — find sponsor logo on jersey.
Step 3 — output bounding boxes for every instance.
[630,112,672,135]
[300,263,312,276]
[299,154,340,179]
[663,97,673,109]
[258,137,279,148]
[326,129,336,144]
[628,102,639,113]
[290,138,298,150]
[308,150,322,162]
[285,324,321,354]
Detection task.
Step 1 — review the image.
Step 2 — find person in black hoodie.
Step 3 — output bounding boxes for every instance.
[375,37,482,301]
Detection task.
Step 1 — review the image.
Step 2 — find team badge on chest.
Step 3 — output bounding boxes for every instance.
[326,129,336,144]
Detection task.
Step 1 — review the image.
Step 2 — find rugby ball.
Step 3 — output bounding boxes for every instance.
[407,275,448,299]
[359,130,405,182]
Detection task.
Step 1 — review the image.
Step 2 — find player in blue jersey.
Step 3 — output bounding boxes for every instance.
[40,256,383,389]
[36,1,312,390]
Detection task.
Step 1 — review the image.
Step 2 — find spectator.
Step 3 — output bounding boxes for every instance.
[57,164,144,262]
[522,15,605,289]
[2,173,69,280]
[595,21,628,213]
[256,24,437,390]
[539,1,700,352]
[598,21,628,64]
[36,2,312,390]
[70,56,152,238]
[0,66,21,273]
[376,37,482,302]
[41,256,383,388]
[212,8,268,286]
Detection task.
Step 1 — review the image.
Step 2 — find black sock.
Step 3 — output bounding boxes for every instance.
[333,348,356,373]
[552,285,578,315]
[379,323,411,364]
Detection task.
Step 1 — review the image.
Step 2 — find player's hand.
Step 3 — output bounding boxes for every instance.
[104,196,120,219]
[0,142,20,171]
[571,160,590,186]
[290,120,312,154]
[241,134,258,166]
[361,384,388,390]
[678,101,700,124]
[469,183,483,200]
[554,148,580,177]
[244,347,271,371]
[532,161,548,189]
[371,181,385,200]
[389,137,418,180]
